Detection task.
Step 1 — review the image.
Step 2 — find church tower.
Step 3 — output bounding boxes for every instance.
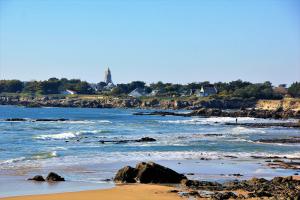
[104,67,113,84]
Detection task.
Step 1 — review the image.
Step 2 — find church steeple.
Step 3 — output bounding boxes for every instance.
[104,67,112,84]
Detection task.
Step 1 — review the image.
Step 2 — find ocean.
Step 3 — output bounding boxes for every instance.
[0,105,299,197]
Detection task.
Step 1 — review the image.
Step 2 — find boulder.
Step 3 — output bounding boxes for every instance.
[46,172,65,181]
[114,162,186,184]
[135,162,186,183]
[114,166,138,183]
[213,191,237,200]
[28,175,45,181]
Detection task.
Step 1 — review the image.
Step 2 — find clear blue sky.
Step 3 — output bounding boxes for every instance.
[0,0,299,85]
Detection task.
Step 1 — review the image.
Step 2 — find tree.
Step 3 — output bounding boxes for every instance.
[74,81,95,94]
[0,80,24,93]
[129,81,146,91]
[233,82,280,99]
[23,81,41,94]
[288,82,300,97]
[40,79,61,94]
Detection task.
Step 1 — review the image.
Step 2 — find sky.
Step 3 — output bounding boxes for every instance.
[0,0,299,85]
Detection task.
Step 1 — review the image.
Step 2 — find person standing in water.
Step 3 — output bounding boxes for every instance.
[236,118,238,124]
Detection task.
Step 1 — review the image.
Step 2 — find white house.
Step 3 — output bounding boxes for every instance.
[129,88,148,97]
[197,85,217,97]
[61,89,77,95]
[148,89,160,97]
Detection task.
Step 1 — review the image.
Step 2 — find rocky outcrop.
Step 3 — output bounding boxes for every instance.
[1,95,299,118]
[256,98,300,112]
[114,162,186,184]
[4,118,69,122]
[135,108,300,119]
[181,176,300,199]
[257,137,300,143]
[99,137,156,144]
[0,95,256,110]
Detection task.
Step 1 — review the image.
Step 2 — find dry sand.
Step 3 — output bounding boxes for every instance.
[2,184,182,200]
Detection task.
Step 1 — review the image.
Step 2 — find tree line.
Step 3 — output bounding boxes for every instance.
[0,78,94,95]
[0,78,299,99]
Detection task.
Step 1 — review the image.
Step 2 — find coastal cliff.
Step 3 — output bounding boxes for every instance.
[256,98,300,111]
[1,95,300,118]
[0,95,257,109]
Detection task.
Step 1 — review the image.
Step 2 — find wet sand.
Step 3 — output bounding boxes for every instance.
[1,184,181,200]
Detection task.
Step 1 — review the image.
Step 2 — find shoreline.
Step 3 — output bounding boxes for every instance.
[2,176,300,200]
[1,158,299,198]
[1,184,181,200]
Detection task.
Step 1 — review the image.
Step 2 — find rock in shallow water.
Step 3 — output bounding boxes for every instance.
[28,175,45,181]
[114,162,186,184]
[46,172,65,181]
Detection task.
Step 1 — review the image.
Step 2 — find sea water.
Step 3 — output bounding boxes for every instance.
[0,105,299,197]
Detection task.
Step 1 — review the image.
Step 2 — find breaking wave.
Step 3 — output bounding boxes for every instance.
[35,130,109,140]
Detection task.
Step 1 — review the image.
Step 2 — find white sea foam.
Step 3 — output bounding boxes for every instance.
[230,126,266,135]
[159,117,296,125]
[35,129,108,140]
[35,132,81,139]
[2,150,300,171]
[0,157,26,165]
[66,120,112,124]
[31,151,58,160]
[32,151,300,168]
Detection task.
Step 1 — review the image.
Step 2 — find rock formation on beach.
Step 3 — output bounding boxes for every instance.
[28,172,65,182]
[114,162,300,199]
[114,162,186,184]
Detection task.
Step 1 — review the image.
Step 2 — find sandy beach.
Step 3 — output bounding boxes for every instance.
[2,184,181,200]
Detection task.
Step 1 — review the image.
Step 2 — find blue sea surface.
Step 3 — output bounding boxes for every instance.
[0,105,299,197]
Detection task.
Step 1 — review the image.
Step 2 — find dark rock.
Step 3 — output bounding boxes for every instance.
[136,137,156,142]
[224,155,238,159]
[135,162,186,183]
[186,173,194,175]
[255,189,272,197]
[212,191,237,200]
[257,138,300,144]
[180,176,300,199]
[114,162,186,184]
[229,173,243,177]
[168,189,179,193]
[99,137,156,144]
[102,178,112,182]
[181,179,222,190]
[28,175,45,181]
[5,118,26,121]
[114,166,138,183]
[188,190,200,197]
[46,172,65,181]
[203,134,223,137]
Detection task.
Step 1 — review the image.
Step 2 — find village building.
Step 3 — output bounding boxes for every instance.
[196,85,218,97]
[148,89,160,97]
[97,67,116,91]
[61,89,77,95]
[129,88,148,97]
[104,67,113,84]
